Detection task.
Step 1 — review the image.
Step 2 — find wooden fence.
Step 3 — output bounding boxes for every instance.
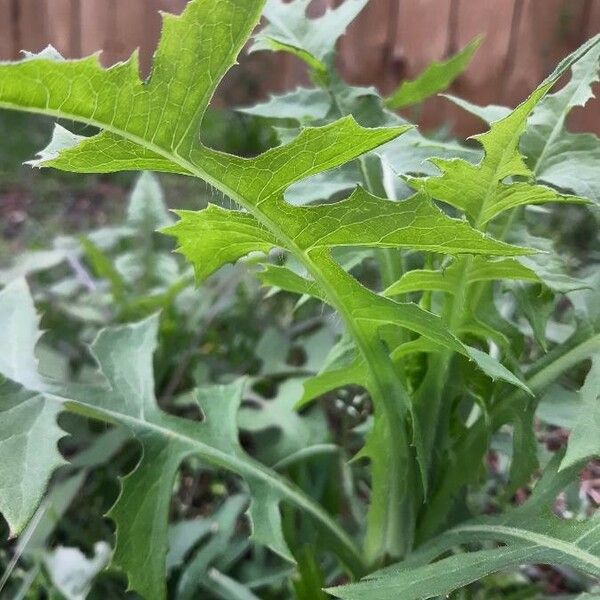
[0,0,598,134]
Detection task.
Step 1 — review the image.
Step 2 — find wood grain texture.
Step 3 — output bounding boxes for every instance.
[0,0,15,59]
[0,0,597,134]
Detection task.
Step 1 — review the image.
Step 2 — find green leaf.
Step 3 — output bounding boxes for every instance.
[0,284,364,598]
[523,39,600,203]
[383,268,457,295]
[0,248,69,284]
[168,187,529,287]
[381,128,482,179]
[409,37,600,228]
[386,37,482,109]
[511,283,554,350]
[537,384,581,428]
[298,337,368,409]
[383,257,538,296]
[80,237,127,301]
[238,378,328,465]
[464,346,531,395]
[442,94,510,124]
[164,205,279,282]
[237,87,331,122]
[126,172,173,232]
[175,494,249,600]
[288,188,524,256]
[0,279,44,390]
[257,264,327,303]
[561,354,600,469]
[299,359,368,410]
[329,457,600,599]
[0,0,266,174]
[205,570,262,600]
[508,224,589,293]
[166,518,213,573]
[249,0,368,80]
[0,280,65,536]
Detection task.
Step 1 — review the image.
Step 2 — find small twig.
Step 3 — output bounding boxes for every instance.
[0,500,47,595]
[66,252,97,292]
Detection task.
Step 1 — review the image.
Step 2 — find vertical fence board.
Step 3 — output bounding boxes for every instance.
[395,0,454,127]
[45,0,74,56]
[79,0,109,60]
[0,0,15,58]
[16,0,49,54]
[439,0,516,133]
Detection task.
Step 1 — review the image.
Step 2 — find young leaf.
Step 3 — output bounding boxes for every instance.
[249,0,369,80]
[409,80,587,227]
[386,37,482,110]
[446,40,600,204]
[523,40,600,203]
[126,172,173,232]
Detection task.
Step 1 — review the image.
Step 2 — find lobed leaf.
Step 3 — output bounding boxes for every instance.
[524,40,600,203]
[164,206,278,282]
[408,34,600,228]
[0,283,364,599]
[249,0,368,79]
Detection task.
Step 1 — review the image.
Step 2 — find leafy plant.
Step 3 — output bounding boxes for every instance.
[0,0,599,598]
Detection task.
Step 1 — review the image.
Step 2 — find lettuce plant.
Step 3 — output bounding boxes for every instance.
[0,1,599,598]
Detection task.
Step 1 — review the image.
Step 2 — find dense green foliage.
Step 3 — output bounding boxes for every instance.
[0,0,599,598]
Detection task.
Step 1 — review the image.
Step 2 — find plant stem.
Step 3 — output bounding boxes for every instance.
[420,331,600,540]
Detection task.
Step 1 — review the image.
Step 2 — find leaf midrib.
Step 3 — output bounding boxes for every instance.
[451,523,600,572]
[0,93,410,563]
[43,390,361,567]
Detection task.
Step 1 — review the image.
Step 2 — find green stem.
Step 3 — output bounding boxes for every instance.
[305,250,419,564]
[421,332,600,539]
[358,155,404,289]
[413,257,472,541]
[326,83,418,562]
